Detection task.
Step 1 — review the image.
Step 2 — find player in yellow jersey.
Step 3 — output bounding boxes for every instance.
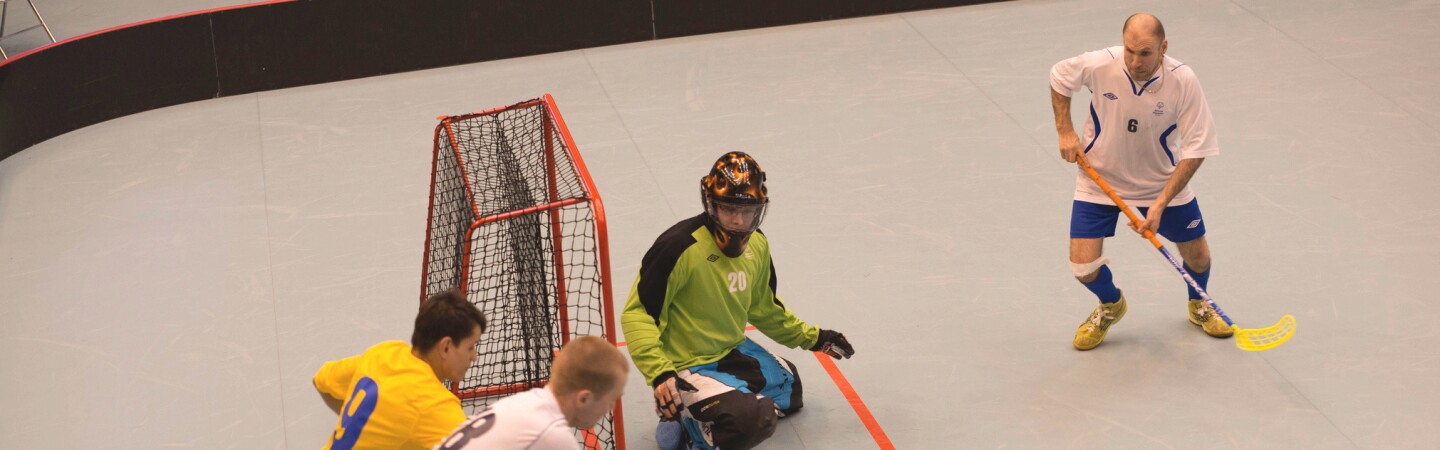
[314,288,486,450]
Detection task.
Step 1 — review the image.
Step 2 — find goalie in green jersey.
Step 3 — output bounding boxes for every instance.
[621,151,855,450]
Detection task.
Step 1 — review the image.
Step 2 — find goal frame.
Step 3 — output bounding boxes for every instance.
[419,94,625,449]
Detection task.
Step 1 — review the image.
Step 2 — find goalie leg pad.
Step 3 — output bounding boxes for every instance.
[674,338,800,449]
[728,339,803,415]
[674,370,777,450]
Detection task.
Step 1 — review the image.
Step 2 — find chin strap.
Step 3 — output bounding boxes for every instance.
[701,213,750,257]
[717,230,749,257]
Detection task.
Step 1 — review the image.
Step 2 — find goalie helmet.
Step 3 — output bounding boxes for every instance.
[700,151,768,258]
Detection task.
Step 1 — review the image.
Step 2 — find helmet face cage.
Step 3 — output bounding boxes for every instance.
[700,152,769,256]
[704,198,768,235]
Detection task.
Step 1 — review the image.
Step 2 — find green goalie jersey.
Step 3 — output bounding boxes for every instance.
[621,214,820,385]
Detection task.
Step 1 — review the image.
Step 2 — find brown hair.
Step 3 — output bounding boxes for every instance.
[550,335,629,396]
[411,288,486,352]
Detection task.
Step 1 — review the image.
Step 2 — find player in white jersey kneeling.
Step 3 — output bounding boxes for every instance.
[1049,13,1234,350]
[434,335,629,450]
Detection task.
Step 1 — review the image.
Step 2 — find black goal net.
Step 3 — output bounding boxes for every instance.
[421,95,623,450]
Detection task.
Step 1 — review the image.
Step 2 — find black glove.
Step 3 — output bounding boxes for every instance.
[809,329,855,359]
[652,371,698,421]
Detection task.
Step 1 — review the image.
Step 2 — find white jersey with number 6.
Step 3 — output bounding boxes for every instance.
[1050,46,1219,207]
[433,388,578,450]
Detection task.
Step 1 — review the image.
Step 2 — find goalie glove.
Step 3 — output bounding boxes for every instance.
[652,371,698,421]
[809,329,855,359]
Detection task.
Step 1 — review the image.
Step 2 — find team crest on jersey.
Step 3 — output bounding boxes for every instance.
[1153,102,1166,116]
[1103,93,1117,100]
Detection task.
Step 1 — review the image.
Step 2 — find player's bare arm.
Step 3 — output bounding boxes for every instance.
[1129,157,1204,234]
[1051,88,1082,163]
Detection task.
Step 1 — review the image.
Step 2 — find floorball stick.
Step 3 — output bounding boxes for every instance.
[1075,154,1295,351]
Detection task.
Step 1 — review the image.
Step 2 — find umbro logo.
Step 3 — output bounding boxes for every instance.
[1103,93,1118,100]
[1186,219,1201,229]
[707,254,720,262]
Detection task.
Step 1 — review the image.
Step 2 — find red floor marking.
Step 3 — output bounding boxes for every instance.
[814,352,895,450]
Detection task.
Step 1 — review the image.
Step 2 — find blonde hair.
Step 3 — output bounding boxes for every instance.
[551,335,629,396]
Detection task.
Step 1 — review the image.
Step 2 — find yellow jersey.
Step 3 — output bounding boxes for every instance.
[315,341,466,450]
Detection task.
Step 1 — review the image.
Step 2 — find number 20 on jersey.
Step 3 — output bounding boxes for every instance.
[727,271,748,292]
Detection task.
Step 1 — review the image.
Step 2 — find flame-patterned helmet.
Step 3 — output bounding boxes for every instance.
[700,152,769,257]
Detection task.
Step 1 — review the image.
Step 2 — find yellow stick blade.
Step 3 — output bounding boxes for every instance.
[1234,315,1296,351]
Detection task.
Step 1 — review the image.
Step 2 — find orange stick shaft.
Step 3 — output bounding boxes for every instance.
[1075,154,1163,249]
[1075,154,1236,326]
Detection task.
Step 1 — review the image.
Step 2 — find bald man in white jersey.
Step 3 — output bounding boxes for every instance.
[1050,13,1234,350]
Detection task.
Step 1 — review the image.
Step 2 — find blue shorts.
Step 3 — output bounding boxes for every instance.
[1070,199,1207,243]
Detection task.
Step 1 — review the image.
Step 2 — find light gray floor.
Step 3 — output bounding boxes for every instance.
[3,0,1439,448]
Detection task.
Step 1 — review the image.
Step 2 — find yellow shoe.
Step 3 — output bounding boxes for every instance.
[1188,299,1235,338]
[1074,293,1127,351]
